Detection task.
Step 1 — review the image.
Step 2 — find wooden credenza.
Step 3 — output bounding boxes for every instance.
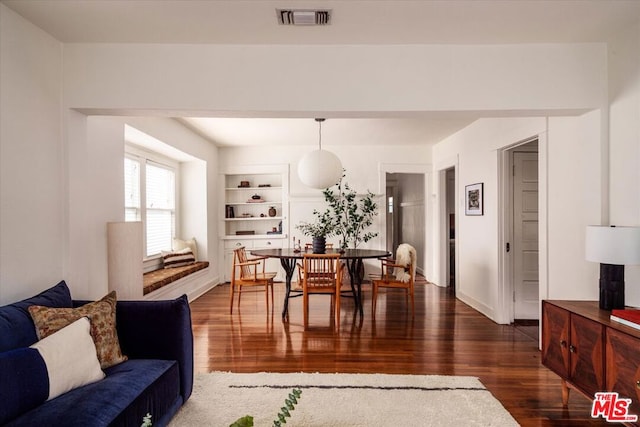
[542,300,640,423]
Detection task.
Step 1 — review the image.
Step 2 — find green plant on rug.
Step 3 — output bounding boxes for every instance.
[140,413,152,427]
[229,388,302,427]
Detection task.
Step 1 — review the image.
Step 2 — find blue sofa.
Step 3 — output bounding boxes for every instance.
[0,281,193,427]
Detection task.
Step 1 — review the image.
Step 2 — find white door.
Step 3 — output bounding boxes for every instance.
[513,151,539,319]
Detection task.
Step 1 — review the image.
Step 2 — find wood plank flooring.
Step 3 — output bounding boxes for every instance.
[190,276,609,426]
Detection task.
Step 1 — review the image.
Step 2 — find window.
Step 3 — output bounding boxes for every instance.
[124,154,176,258]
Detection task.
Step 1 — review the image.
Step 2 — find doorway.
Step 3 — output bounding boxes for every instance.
[504,140,539,321]
[444,168,456,291]
[385,172,425,275]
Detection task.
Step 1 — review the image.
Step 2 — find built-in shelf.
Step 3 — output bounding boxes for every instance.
[220,165,289,281]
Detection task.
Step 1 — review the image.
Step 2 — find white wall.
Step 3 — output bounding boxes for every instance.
[62,43,606,113]
[0,5,65,304]
[546,112,602,300]
[432,115,603,322]
[609,21,640,306]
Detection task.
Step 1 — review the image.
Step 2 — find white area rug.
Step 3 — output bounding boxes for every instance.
[169,372,519,426]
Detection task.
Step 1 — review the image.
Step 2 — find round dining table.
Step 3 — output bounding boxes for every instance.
[250,248,391,319]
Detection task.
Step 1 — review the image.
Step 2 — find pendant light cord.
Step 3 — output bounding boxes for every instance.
[315,117,325,150]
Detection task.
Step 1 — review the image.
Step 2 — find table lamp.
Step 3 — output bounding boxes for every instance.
[585,225,640,310]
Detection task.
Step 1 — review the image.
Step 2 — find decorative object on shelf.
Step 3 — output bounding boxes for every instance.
[247,195,265,203]
[322,172,378,249]
[236,230,255,235]
[298,118,343,189]
[239,180,250,188]
[610,308,640,330]
[465,183,483,216]
[268,206,277,217]
[258,184,271,187]
[226,205,235,218]
[292,237,302,252]
[585,225,640,310]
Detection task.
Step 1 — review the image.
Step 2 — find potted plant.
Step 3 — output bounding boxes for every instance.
[322,173,378,250]
[295,209,336,253]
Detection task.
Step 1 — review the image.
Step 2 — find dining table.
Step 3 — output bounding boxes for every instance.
[250,247,391,319]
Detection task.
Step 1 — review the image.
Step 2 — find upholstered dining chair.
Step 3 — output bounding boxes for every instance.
[301,253,344,328]
[229,246,276,314]
[371,244,416,319]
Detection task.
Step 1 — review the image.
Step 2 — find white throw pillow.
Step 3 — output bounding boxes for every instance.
[30,317,105,400]
[173,237,198,260]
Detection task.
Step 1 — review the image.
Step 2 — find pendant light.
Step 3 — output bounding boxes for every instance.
[298,118,343,189]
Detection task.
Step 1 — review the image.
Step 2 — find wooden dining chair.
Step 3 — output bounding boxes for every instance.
[230,246,276,314]
[301,253,344,328]
[371,244,416,319]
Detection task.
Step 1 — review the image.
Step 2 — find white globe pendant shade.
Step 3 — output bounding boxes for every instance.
[298,149,343,189]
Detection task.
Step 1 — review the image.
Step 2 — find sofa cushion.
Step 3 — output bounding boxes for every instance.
[0,281,72,352]
[29,291,127,369]
[0,318,104,425]
[5,359,181,427]
[0,347,48,424]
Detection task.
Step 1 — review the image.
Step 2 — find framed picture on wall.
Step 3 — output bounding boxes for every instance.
[465,183,483,216]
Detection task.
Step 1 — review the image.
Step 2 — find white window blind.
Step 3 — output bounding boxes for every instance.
[124,154,176,258]
[145,162,175,257]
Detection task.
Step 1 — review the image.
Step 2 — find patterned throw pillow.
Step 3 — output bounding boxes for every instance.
[28,291,127,369]
[163,247,196,268]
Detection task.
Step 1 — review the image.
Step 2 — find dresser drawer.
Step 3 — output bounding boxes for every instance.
[254,239,284,250]
[224,239,253,250]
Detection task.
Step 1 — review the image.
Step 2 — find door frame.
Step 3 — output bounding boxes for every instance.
[378,163,431,279]
[434,155,459,290]
[498,136,545,324]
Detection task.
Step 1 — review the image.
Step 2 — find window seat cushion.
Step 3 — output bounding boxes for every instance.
[143,261,209,295]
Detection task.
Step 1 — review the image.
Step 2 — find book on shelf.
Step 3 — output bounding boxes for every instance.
[610,309,640,330]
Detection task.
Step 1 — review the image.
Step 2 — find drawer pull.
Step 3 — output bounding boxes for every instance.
[559,339,567,348]
[636,381,640,389]
[569,345,576,353]
[267,241,272,245]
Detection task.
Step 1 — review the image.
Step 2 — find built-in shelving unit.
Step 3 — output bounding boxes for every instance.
[220,165,289,281]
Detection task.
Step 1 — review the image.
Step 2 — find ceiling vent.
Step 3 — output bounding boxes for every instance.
[277,9,331,26]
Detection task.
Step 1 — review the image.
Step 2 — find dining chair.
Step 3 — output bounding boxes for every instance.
[229,246,276,314]
[371,244,416,319]
[301,253,344,328]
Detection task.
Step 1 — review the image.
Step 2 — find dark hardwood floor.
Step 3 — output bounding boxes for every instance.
[190,276,608,426]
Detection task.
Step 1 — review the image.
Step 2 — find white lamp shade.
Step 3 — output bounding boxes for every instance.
[298,149,343,189]
[585,225,640,265]
[107,221,143,299]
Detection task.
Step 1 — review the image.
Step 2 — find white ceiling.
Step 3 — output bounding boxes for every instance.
[4,0,639,147]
